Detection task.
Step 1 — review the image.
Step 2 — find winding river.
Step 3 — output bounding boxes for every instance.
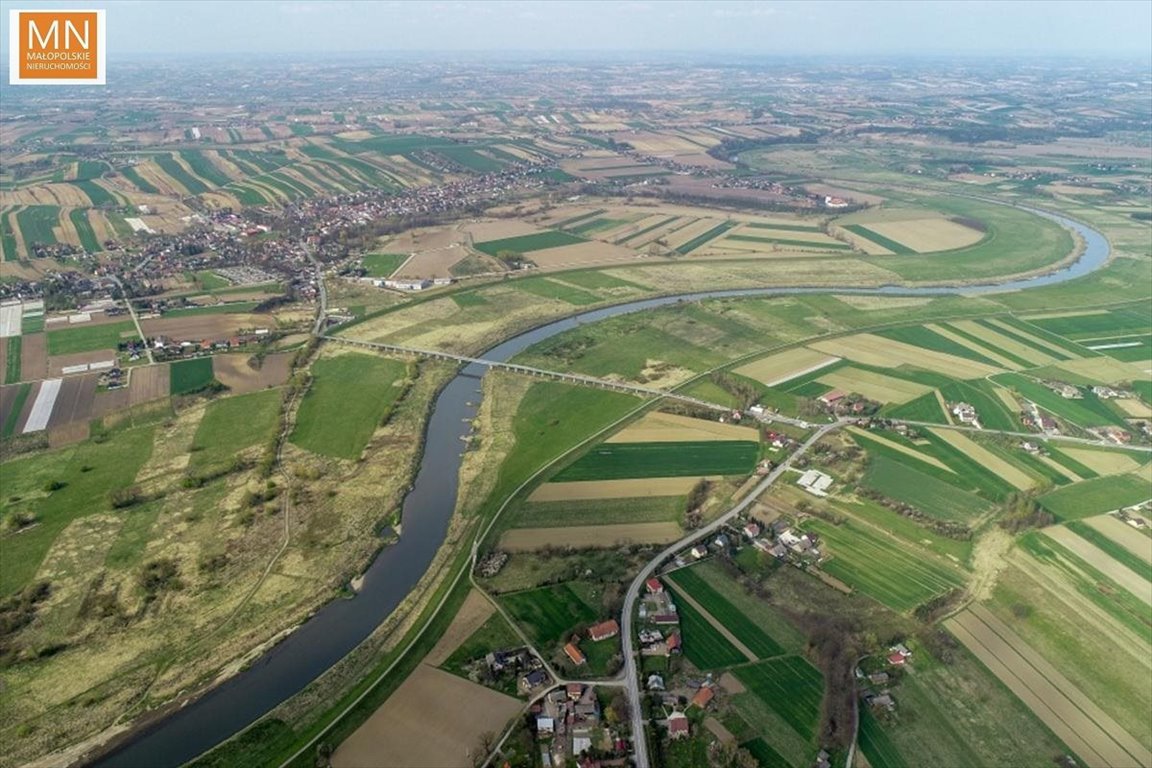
[94,205,1109,767]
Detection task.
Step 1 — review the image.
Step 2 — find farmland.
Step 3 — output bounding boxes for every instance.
[290,353,409,460]
[664,586,748,670]
[46,321,136,356]
[863,454,993,521]
[188,389,282,477]
[169,357,216,395]
[473,230,586,256]
[497,582,597,646]
[668,566,785,658]
[553,440,758,481]
[1038,472,1152,520]
[361,253,408,277]
[733,656,824,740]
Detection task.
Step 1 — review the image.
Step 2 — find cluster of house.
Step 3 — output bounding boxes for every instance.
[752,522,822,563]
[562,619,620,667]
[369,276,455,292]
[532,683,625,768]
[144,330,272,362]
[818,389,880,416]
[658,680,718,741]
[483,646,549,694]
[1019,407,1061,435]
[1115,506,1149,529]
[637,580,682,658]
[950,401,981,427]
[97,366,125,390]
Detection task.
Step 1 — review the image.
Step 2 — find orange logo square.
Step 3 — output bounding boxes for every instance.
[9,10,105,85]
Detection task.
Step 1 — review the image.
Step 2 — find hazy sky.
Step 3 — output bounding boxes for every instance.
[2,0,1150,57]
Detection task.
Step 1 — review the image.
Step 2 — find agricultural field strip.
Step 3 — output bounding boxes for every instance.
[818,367,932,403]
[1059,447,1141,476]
[667,567,785,658]
[731,656,824,740]
[665,577,757,662]
[527,476,710,501]
[606,411,758,443]
[924,323,1025,370]
[809,334,1004,379]
[952,605,1150,768]
[1041,527,1152,605]
[499,522,683,550]
[661,587,748,669]
[1083,515,1152,564]
[926,428,1035,490]
[733,346,840,387]
[949,320,1060,366]
[22,377,61,433]
[847,427,954,473]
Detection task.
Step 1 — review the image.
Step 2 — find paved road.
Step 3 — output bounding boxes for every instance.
[105,276,153,364]
[620,422,840,768]
[307,247,328,336]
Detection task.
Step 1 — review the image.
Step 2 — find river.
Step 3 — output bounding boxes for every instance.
[93,205,1109,767]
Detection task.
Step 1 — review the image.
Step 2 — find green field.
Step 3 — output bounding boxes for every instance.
[863,455,993,521]
[162,302,260,318]
[170,358,216,395]
[290,354,408,460]
[883,391,947,423]
[2,383,31,438]
[727,233,852,250]
[733,656,824,739]
[1088,335,1152,363]
[845,224,916,254]
[362,253,408,277]
[745,222,823,232]
[938,380,1019,431]
[556,271,645,291]
[514,277,601,305]
[874,324,1003,368]
[554,440,758,481]
[679,220,739,254]
[71,180,118,206]
[155,154,210,194]
[1025,306,1152,341]
[1,209,18,261]
[669,567,785,658]
[5,336,22,384]
[46,320,136,356]
[1065,520,1152,581]
[192,270,231,290]
[473,230,586,256]
[569,217,630,236]
[68,209,101,252]
[16,206,60,251]
[119,165,160,194]
[506,496,685,529]
[189,389,282,477]
[931,321,1034,368]
[665,586,748,669]
[0,423,157,595]
[858,708,908,768]
[1038,473,1152,520]
[806,518,964,612]
[180,151,234,187]
[498,582,597,646]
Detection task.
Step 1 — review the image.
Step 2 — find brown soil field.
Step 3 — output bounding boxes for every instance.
[212,351,292,394]
[1059,447,1140,476]
[718,672,746,695]
[395,246,468,279]
[128,364,170,405]
[928,428,1034,490]
[500,522,683,550]
[385,225,467,254]
[47,350,118,377]
[666,572,756,661]
[1042,527,1152,606]
[464,220,544,243]
[924,323,1024,370]
[46,373,97,428]
[0,383,20,431]
[528,477,707,502]
[140,313,268,340]
[1084,515,1152,564]
[524,241,639,269]
[48,420,90,447]
[331,664,521,768]
[860,218,985,253]
[622,216,691,247]
[7,380,41,433]
[90,387,130,417]
[424,590,496,667]
[20,333,47,381]
[735,347,841,387]
[948,606,1150,768]
[607,411,758,443]
[809,334,1004,379]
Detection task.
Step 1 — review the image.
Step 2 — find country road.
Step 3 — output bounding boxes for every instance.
[620,421,841,768]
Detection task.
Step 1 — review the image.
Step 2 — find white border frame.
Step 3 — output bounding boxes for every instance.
[8,9,106,85]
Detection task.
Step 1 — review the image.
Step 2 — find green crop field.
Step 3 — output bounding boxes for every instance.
[734,656,824,739]
[71,180,118,206]
[433,145,506,172]
[858,708,909,768]
[972,318,1075,361]
[74,160,108,180]
[745,222,823,233]
[1025,306,1152,341]
[2,383,31,438]
[665,586,748,669]
[932,322,1034,368]
[554,440,758,481]
[884,391,947,423]
[514,277,601,305]
[557,271,645,291]
[227,184,270,205]
[619,215,676,242]
[1088,335,1152,362]
[362,253,408,277]
[875,325,1003,368]
[845,224,916,254]
[0,423,157,595]
[155,154,210,194]
[5,337,22,384]
[994,373,1130,429]
[863,455,993,521]
[669,567,785,658]
[1038,473,1152,520]
[1,209,19,261]
[807,518,964,612]
[740,738,790,768]
[1065,521,1152,581]
[498,582,597,646]
[473,230,586,256]
[180,151,234,187]
[68,209,101,252]
[727,233,852,250]
[831,494,972,564]
[170,358,216,395]
[189,389,282,477]
[46,320,135,356]
[506,496,685,529]
[938,380,1019,431]
[119,165,160,194]
[290,354,408,460]
[16,206,60,250]
[678,221,739,253]
[569,217,630,236]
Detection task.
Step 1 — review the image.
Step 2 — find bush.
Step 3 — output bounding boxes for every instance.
[109,485,143,509]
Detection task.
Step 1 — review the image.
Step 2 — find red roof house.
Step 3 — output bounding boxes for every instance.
[646,578,664,594]
[691,686,715,709]
[589,619,620,642]
[564,642,587,666]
